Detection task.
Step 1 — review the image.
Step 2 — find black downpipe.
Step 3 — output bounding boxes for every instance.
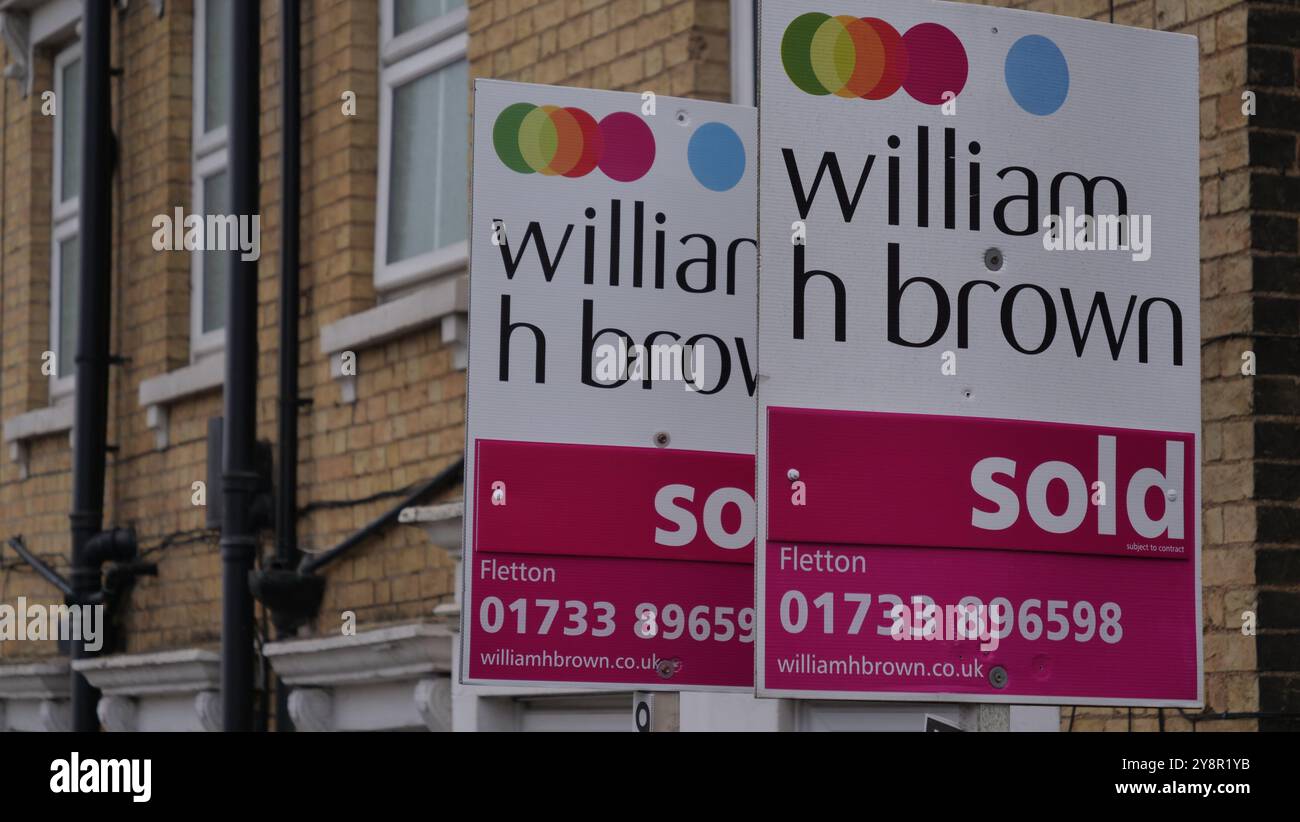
[275,0,301,732]
[5,538,75,599]
[68,0,114,733]
[221,0,261,732]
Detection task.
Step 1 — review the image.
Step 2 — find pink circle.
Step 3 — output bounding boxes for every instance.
[596,112,655,182]
[901,23,967,106]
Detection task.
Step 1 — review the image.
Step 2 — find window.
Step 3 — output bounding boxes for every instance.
[191,0,231,357]
[50,42,81,399]
[376,0,469,291]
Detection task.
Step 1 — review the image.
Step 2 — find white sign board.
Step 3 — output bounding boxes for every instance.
[757,0,1201,705]
[464,80,758,690]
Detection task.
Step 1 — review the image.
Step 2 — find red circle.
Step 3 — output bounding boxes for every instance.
[563,107,602,177]
[862,18,907,99]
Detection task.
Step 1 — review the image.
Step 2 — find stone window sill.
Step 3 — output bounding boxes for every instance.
[2,401,74,479]
[137,354,224,450]
[0,659,71,732]
[263,623,454,731]
[319,274,468,404]
[71,648,223,732]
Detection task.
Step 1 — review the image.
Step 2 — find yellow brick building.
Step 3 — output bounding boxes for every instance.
[0,0,1294,731]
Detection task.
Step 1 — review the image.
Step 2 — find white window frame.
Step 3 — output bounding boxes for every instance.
[191,0,230,360]
[375,0,469,292]
[49,41,82,402]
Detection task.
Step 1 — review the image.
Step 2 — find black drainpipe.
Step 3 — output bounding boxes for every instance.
[299,459,465,575]
[274,0,302,732]
[68,0,114,733]
[221,0,261,732]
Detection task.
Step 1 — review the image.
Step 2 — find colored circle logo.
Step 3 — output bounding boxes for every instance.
[901,22,967,105]
[1005,35,1069,116]
[688,122,745,192]
[493,103,654,182]
[596,111,656,182]
[781,13,965,106]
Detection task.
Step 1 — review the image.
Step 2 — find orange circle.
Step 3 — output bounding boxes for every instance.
[544,106,584,176]
[564,108,602,178]
[863,18,906,99]
[838,16,884,98]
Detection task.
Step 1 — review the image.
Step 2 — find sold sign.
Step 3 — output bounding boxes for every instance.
[475,440,753,565]
[767,409,1193,561]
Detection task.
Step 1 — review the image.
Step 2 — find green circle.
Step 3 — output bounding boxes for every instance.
[782,12,832,95]
[810,18,855,94]
[518,106,559,173]
[493,102,536,174]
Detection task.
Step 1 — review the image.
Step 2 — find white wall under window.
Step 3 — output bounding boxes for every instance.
[49,41,81,400]
[190,0,231,359]
[376,0,469,292]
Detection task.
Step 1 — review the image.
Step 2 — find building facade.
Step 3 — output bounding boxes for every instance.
[0,0,1294,731]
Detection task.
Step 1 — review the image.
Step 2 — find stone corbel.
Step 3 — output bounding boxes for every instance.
[97,695,139,732]
[414,676,452,732]
[329,352,358,405]
[288,687,334,732]
[146,405,169,451]
[39,699,70,732]
[195,690,221,732]
[9,441,28,480]
[441,313,468,370]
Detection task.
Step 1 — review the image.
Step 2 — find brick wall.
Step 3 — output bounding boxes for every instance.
[0,1,465,662]
[0,31,73,661]
[1240,1,1300,733]
[467,0,732,100]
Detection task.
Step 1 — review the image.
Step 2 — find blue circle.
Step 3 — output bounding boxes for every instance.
[1004,35,1069,116]
[688,122,745,192]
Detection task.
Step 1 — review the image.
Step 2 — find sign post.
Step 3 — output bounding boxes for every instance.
[757,0,1201,706]
[463,80,758,692]
[633,691,681,732]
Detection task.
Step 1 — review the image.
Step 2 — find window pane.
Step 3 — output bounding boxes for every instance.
[394,0,460,35]
[202,170,230,333]
[436,59,468,249]
[58,234,80,378]
[387,71,438,263]
[386,59,468,264]
[204,0,231,133]
[60,57,82,203]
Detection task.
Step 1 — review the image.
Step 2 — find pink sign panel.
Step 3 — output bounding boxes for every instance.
[469,440,755,688]
[763,408,1198,703]
[768,410,1194,560]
